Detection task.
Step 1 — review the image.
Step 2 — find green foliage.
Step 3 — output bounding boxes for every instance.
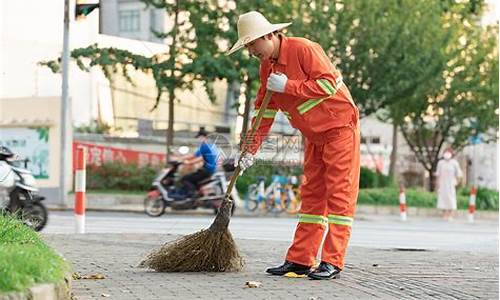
[458,186,499,210]
[74,119,113,134]
[86,162,159,191]
[357,186,498,211]
[236,163,391,195]
[39,0,498,181]
[359,167,393,189]
[235,160,303,195]
[0,215,70,292]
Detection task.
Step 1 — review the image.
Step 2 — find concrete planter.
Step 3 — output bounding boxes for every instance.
[0,275,71,300]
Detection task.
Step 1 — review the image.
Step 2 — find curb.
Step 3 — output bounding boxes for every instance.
[0,275,71,300]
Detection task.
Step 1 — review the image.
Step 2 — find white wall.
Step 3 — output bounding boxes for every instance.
[1,0,96,125]
[0,0,168,126]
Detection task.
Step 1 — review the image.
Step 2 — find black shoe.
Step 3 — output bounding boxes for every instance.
[307,262,341,280]
[266,261,311,276]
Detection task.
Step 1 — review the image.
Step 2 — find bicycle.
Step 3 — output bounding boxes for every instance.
[245,175,285,213]
[280,175,302,214]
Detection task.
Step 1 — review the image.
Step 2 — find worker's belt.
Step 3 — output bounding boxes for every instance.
[297,76,344,115]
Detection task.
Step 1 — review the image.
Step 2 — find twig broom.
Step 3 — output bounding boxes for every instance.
[139,90,273,272]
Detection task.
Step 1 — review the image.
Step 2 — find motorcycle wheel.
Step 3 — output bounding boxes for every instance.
[22,202,48,232]
[144,196,166,217]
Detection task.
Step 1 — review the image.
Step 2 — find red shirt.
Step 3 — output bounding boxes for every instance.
[245,35,359,154]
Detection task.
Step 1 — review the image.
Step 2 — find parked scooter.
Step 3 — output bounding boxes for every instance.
[0,146,48,231]
[144,152,240,217]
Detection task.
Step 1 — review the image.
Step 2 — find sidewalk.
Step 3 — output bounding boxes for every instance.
[43,233,498,300]
[47,192,499,220]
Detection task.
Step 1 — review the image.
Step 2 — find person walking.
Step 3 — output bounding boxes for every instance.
[228,11,360,280]
[435,148,463,221]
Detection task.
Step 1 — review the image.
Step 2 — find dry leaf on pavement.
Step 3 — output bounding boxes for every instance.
[245,281,262,288]
[79,273,107,280]
[284,272,306,278]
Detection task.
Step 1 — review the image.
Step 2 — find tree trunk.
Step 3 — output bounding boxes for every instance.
[428,169,436,192]
[388,122,398,179]
[166,91,175,155]
[165,0,179,157]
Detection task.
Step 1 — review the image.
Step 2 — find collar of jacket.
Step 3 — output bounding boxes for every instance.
[268,34,288,66]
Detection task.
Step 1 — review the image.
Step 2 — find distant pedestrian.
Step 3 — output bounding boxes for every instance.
[435,148,463,221]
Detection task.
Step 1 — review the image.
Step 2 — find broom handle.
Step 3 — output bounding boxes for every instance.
[224,90,273,199]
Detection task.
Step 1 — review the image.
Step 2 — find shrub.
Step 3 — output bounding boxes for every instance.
[235,160,303,196]
[357,187,497,211]
[236,163,392,196]
[458,186,499,210]
[359,167,393,188]
[86,162,159,191]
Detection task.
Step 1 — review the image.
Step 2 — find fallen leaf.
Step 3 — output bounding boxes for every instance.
[80,273,106,280]
[245,281,262,288]
[284,272,306,278]
[72,272,81,280]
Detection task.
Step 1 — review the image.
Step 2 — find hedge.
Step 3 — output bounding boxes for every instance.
[85,162,159,191]
[358,187,498,211]
[85,161,498,211]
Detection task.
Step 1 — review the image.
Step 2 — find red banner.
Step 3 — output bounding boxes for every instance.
[73,141,167,170]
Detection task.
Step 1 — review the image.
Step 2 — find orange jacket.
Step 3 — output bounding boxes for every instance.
[244,35,359,154]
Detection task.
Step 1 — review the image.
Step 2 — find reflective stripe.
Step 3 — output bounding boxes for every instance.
[328,214,353,227]
[282,111,292,120]
[298,77,344,115]
[253,108,277,119]
[297,97,329,114]
[316,79,337,95]
[298,213,328,225]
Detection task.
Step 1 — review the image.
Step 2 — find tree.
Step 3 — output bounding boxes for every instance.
[398,14,498,190]
[287,0,453,179]
[42,1,297,153]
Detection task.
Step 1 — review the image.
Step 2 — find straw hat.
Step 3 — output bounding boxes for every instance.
[227,11,291,55]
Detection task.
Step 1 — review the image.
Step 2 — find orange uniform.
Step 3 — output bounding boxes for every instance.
[245,35,360,269]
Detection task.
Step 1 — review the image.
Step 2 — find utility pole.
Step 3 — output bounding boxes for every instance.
[59,0,71,206]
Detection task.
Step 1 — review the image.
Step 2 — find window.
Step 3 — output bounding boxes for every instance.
[119,10,140,32]
[361,136,381,144]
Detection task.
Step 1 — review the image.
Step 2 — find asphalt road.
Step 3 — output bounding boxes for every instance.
[43,210,498,254]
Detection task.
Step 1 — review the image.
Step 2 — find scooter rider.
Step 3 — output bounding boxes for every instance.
[0,146,20,212]
[180,127,220,197]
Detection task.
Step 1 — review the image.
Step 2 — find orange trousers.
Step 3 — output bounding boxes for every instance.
[286,123,360,269]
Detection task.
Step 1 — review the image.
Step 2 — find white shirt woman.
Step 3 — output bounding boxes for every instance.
[435,151,463,218]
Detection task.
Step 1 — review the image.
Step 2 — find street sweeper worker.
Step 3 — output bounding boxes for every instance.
[227,11,360,280]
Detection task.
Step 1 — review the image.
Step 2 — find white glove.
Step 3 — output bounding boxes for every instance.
[266,73,288,93]
[236,152,254,174]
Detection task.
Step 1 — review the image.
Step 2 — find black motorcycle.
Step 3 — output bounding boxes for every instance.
[144,159,240,217]
[0,146,48,231]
